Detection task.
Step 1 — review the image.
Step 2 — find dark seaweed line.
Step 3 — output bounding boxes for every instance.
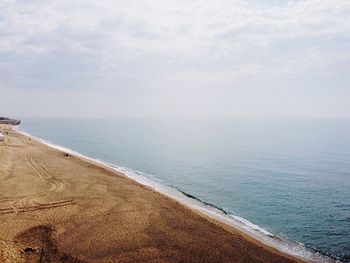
[176,188,344,262]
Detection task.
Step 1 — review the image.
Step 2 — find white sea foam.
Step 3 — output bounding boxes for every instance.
[16,128,338,263]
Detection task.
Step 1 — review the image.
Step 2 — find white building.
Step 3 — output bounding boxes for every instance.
[0,132,5,141]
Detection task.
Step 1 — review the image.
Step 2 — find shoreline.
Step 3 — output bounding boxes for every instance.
[0,125,332,262]
[15,127,336,263]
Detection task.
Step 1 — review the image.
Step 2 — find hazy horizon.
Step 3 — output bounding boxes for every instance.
[1,0,349,120]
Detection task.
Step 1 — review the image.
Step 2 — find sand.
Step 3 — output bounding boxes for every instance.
[0,125,303,263]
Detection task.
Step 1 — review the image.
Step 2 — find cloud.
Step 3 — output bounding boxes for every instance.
[0,0,349,118]
[1,1,349,68]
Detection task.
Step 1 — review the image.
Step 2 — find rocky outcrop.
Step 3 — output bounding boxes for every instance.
[0,117,21,125]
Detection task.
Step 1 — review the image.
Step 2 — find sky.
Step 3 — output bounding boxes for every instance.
[0,0,349,119]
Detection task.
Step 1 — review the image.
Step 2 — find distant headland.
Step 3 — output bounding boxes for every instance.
[0,117,21,125]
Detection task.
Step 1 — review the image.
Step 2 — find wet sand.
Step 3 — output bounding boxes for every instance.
[0,125,303,262]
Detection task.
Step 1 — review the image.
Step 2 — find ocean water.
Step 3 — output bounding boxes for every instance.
[20,118,350,262]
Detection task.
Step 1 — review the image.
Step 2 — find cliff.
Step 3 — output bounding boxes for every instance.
[0,117,21,125]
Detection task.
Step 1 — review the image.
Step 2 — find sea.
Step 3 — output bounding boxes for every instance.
[20,118,350,262]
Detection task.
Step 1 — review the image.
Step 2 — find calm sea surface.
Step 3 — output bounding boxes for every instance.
[21,119,350,261]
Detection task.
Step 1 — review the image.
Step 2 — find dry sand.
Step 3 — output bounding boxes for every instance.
[0,125,303,263]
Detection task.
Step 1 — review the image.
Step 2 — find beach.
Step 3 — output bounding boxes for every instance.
[0,125,302,263]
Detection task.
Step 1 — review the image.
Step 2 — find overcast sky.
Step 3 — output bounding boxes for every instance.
[0,0,349,119]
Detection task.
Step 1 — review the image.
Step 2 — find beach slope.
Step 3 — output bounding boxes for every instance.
[0,125,301,263]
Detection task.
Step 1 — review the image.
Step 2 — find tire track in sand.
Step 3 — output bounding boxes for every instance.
[0,199,75,215]
[1,154,74,215]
